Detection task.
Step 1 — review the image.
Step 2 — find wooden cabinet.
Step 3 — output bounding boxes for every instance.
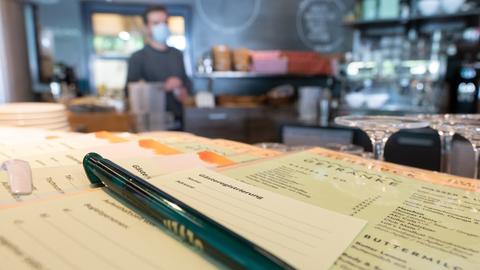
[183,106,296,143]
[68,112,134,133]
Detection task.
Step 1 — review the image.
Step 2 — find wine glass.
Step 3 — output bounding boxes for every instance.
[413,114,480,174]
[412,114,457,173]
[452,124,480,179]
[335,115,430,160]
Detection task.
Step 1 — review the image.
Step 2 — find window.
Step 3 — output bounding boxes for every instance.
[92,13,144,57]
[83,3,190,95]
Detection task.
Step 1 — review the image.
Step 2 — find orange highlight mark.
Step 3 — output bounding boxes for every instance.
[94,131,128,143]
[198,151,235,167]
[138,139,181,155]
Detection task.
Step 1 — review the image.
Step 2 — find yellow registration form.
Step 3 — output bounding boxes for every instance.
[220,148,480,270]
[0,167,366,270]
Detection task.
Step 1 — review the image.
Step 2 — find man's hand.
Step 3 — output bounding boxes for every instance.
[163,76,190,103]
[173,87,190,104]
[164,76,183,91]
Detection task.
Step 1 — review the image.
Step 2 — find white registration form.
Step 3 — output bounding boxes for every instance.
[150,168,367,270]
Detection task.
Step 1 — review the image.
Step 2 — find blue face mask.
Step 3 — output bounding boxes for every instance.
[151,23,170,44]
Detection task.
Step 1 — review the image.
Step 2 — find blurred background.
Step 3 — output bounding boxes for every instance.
[0,0,479,175]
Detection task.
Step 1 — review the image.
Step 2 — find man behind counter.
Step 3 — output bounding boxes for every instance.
[126,5,190,126]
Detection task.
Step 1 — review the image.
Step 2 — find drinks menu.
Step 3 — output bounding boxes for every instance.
[221,148,480,270]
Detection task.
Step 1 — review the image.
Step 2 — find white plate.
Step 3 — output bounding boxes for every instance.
[0,116,68,126]
[0,102,66,114]
[0,111,67,120]
[0,121,69,129]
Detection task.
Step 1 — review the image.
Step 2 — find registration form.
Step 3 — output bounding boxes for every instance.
[0,167,366,270]
[149,167,367,270]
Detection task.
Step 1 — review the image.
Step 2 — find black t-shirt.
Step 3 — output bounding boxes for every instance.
[126,45,190,119]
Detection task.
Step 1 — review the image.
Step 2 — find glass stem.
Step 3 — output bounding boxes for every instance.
[474,147,480,179]
[438,132,453,173]
[371,137,387,161]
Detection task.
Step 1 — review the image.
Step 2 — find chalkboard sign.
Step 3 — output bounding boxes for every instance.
[297,0,348,52]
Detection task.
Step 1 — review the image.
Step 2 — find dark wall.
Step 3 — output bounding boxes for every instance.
[191,0,354,94]
[192,0,354,55]
[32,0,353,93]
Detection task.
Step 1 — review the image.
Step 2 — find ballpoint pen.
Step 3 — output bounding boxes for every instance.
[83,152,295,270]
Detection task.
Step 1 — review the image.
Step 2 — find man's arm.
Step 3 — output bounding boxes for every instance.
[164,50,191,103]
[126,53,143,82]
[125,53,143,97]
[178,52,192,95]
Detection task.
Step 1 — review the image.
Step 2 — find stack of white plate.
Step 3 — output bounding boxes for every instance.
[0,102,70,131]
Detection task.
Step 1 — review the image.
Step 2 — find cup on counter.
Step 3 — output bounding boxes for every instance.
[298,87,321,122]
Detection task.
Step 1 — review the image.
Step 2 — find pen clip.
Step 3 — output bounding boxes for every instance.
[1,159,33,195]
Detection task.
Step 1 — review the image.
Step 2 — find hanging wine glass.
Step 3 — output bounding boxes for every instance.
[413,114,480,173]
[335,115,430,160]
[446,123,480,179]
